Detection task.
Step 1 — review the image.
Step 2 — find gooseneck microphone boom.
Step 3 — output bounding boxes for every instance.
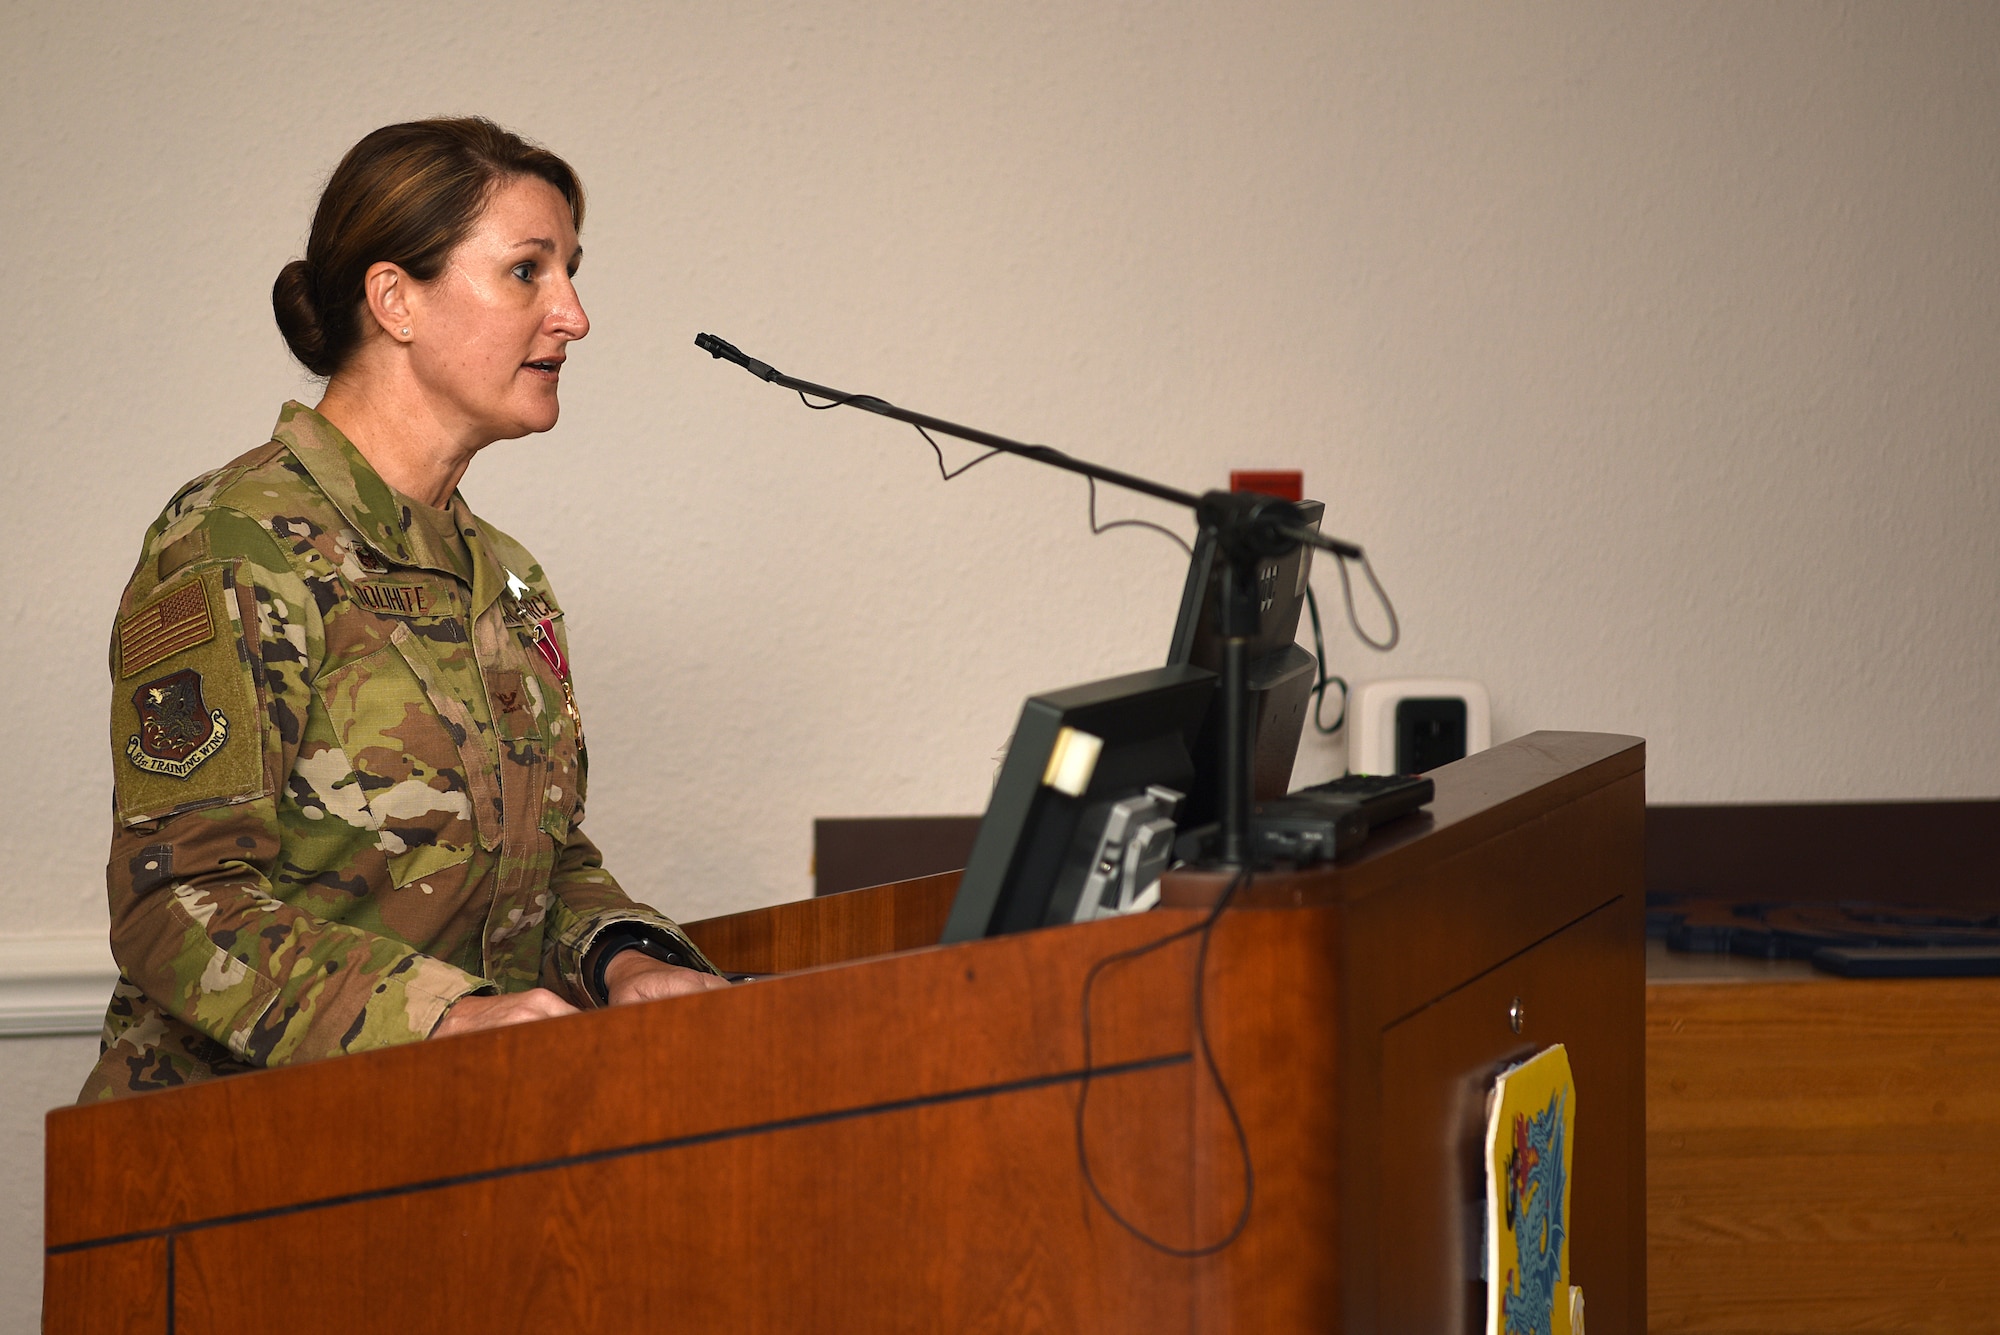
[694,333,1254,521]
[695,333,1361,560]
[694,331,1365,868]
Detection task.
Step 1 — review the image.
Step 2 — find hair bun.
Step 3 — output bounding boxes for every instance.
[272,258,334,377]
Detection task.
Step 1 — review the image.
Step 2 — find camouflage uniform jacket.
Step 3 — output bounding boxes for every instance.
[81,402,711,1101]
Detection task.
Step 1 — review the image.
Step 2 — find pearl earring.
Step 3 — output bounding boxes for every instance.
[399,327,411,337]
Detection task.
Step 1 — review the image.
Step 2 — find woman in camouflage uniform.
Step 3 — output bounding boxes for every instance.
[84,119,728,1101]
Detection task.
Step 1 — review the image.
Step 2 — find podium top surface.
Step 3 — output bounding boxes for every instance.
[1162,729,1643,908]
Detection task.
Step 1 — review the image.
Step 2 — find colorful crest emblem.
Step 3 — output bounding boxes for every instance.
[1486,1043,1578,1335]
[1503,1088,1569,1332]
[127,668,230,778]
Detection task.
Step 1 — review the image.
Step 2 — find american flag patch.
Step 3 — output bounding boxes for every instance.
[119,580,216,679]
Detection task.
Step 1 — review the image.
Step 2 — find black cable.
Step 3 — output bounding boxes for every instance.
[1303,586,1349,734]
[913,422,1003,481]
[1088,476,1194,557]
[798,387,1190,551]
[1335,548,1399,652]
[1074,868,1254,1258]
[801,390,1005,479]
[797,388,869,411]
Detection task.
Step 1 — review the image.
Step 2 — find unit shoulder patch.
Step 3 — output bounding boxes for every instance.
[127,668,230,778]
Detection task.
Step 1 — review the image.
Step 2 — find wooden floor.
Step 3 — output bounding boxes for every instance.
[1646,943,2000,1333]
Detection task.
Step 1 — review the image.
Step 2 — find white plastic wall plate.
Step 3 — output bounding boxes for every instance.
[1349,678,1492,775]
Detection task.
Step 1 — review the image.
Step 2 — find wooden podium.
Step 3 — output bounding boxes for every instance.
[45,731,1645,1332]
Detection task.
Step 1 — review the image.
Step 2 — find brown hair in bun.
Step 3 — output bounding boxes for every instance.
[272,117,584,377]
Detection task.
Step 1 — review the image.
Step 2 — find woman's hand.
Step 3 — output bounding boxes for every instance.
[603,950,732,1006]
[432,987,579,1038]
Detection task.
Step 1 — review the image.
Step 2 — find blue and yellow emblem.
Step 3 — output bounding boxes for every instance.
[1486,1043,1579,1335]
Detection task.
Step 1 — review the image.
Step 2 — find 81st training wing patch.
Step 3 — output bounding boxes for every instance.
[112,566,266,824]
[127,668,230,777]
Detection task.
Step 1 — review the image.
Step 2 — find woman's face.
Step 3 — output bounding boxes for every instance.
[405,175,588,445]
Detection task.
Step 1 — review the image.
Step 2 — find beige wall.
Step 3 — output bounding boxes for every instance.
[5,0,1998,1314]
[0,1036,99,1314]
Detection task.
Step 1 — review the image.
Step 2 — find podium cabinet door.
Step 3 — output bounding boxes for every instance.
[1375,895,1645,1334]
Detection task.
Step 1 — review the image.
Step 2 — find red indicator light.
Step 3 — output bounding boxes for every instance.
[1229,469,1303,501]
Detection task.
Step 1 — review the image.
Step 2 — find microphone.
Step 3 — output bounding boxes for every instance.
[695,332,779,382]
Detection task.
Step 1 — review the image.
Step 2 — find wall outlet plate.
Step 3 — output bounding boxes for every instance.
[1349,678,1492,775]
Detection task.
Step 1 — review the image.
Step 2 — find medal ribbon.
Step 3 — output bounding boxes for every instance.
[528,617,568,681]
[527,616,586,761]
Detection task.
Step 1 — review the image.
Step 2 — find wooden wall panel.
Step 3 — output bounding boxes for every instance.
[1647,801,2000,908]
[155,911,1360,1333]
[46,902,1198,1249]
[171,1067,1203,1332]
[158,912,1353,1334]
[1649,975,2000,1332]
[43,1237,168,1335]
[1193,905,1345,1331]
[680,870,960,974]
[814,816,980,897]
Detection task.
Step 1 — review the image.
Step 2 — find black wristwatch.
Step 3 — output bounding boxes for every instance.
[583,924,694,1006]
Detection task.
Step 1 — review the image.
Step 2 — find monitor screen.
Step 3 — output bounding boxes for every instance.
[939,665,1216,943]
[1167,498,1324,826]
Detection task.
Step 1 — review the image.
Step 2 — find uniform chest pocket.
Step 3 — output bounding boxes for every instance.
[491,646,578,847]
[312,632,493,887]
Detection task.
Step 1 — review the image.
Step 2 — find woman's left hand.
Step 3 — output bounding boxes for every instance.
[603,950,734,1006]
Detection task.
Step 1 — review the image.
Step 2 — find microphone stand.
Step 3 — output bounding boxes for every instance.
[696,333,1365,870]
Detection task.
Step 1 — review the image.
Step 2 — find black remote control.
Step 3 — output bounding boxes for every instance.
[1174,773,1436,868]
[1292,772,1436,826]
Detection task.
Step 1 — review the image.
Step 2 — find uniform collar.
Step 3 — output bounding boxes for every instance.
[458,510,510,619]
[271,401,507,616]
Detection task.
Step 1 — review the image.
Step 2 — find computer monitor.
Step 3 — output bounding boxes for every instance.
[1167,498,1324,827]
[939,665,1215,943]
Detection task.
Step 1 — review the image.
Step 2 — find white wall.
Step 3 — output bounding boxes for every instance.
[4,0,1998,1314]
